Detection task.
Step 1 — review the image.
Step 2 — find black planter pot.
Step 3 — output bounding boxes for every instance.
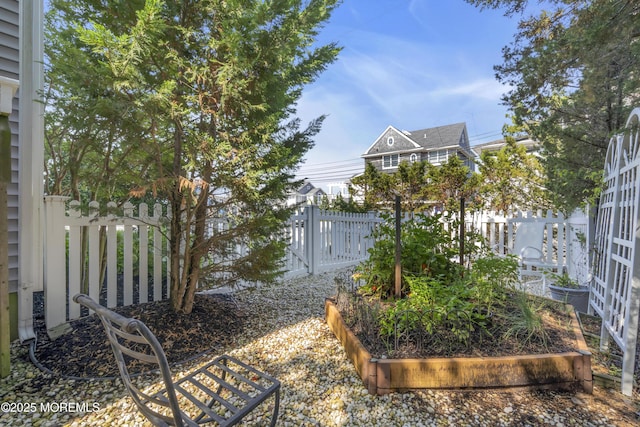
[548,284,590,313]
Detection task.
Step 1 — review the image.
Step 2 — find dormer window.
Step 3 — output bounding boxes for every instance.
[387,137,394,146]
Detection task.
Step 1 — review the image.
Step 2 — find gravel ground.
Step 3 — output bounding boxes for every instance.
[1,268,640,426]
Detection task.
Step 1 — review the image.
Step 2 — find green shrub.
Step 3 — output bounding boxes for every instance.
[355,212,465,298]
[378,275,489,347]
[354,212,539,350]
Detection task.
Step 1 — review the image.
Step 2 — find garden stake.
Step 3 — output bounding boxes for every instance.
[459,197,465,267]
[395,195,401,298]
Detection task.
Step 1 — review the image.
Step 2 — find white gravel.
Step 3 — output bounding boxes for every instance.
[0,268,637,426]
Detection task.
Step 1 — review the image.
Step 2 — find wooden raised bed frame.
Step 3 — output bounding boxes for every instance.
[325,298,593,395]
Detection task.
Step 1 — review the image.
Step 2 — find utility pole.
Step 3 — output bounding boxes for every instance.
[0,76,19,378]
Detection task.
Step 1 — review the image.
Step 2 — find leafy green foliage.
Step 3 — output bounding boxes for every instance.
[378,275,487,346]
[354,214,546,350]
[355,212,465,298]
[376,253,522,348]
[45,0,341,313]
[467,0,640,212]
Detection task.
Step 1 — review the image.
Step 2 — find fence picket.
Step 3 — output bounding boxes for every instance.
[44,196,69,330]
[153,203,164,301]
[139,203,149,304]
[123,202,134,307]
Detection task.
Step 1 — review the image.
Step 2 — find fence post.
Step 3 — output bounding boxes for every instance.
[67,200,81,320]
[44,196,69,330]
[306,205,321,275]
[566,209,589,285]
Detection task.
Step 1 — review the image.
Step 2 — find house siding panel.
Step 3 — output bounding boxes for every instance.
[1,0,20,292]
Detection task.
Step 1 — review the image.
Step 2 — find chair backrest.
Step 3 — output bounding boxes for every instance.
[512,221,546,260]
[73,294,185,426]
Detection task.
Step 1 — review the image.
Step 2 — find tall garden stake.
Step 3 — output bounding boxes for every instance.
[395,195,401,298]
[459,197,465,267]
[0,76,18,378]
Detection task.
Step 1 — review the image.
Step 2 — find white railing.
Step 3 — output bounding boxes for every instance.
[472,209,589,278]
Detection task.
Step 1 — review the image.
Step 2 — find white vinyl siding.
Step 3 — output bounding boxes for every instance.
[1,0,19,292]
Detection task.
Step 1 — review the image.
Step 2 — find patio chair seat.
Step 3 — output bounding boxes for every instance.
[493,220,560,285]
[73,294,280,427]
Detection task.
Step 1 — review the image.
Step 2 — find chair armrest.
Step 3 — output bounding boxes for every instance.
[519,245,543,261]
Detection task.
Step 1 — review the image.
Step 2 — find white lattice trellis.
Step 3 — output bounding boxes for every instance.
[591,107,640,396]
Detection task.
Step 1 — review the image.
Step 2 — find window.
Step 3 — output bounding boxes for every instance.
[439,150,448,163]
[410,153,418,163]
[383,154,399,169]
[428,151,437,163]
[428,150,449,164]
[387,136,394,146]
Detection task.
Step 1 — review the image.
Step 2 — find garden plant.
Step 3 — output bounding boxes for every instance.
[340,212,573,358]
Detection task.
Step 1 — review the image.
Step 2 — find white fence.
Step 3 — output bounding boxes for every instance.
[43,200,383,329]
[591,107,640,396]
[43,197,586,332]
[44,197,170,329]
[283,207,380,278]
[472,209,589,280]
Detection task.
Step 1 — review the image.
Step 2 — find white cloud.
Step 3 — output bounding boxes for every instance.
[294,1,518,179]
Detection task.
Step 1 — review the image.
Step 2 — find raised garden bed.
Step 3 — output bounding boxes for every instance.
[577,311,627,390]
[325,297,593,395]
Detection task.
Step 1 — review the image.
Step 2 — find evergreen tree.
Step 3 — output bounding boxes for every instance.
[350,158,479,213]
[350,162,396,211]
[425,156,479,212]
[466,0,640,212]
[45,0,341,314]
[477,128,550,212]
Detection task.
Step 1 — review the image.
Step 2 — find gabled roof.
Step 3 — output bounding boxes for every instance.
[362,125,421,156]
[362,122,469,157]
[297,182,316,195]
[407,122,467,150]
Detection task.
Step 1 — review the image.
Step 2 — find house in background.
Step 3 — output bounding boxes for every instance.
[286,181,326,206]
[361,122,477,173]
[472,135,541,157]
[1,0,45,342]
[326,181,351,201]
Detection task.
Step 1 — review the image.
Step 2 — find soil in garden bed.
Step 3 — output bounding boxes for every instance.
[337,292,581,360]
[31,293,247,378]
[578,312,628,379]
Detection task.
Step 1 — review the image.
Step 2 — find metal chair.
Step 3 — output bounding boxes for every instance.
[73,294,280,427]
[493,221,560,292]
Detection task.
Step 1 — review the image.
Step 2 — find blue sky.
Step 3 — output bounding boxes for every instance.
[295,0,523,187]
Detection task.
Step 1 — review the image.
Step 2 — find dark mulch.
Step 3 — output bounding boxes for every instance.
[32,293,247,379]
